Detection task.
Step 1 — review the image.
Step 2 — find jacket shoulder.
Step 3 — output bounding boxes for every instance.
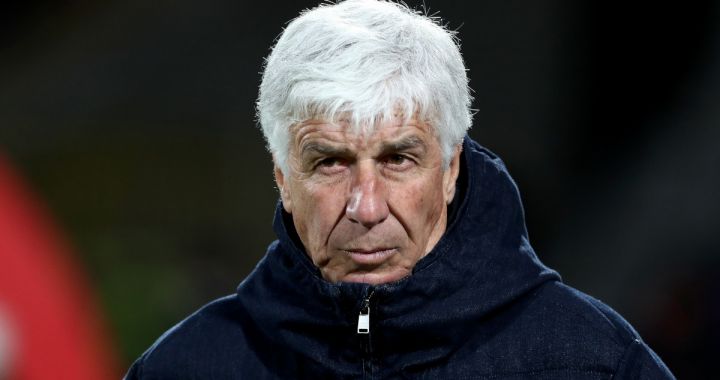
[537,282,639,345]
[513,281,674,379]
[124,294,265,379]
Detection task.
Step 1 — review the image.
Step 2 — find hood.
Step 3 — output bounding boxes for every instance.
[236,136,560,374]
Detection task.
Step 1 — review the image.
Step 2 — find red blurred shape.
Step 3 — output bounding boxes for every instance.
[0,154,120,379]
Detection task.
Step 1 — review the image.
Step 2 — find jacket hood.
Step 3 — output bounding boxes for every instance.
[236,136,560,374]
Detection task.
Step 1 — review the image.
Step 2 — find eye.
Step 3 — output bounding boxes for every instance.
[384,154,414,170]
[318,157,342,167]
[314,157,348,174]
[386,154,407,165]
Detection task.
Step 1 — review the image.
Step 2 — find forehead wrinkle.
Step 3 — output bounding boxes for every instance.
[292,121,350,153]
[292,118,433,158]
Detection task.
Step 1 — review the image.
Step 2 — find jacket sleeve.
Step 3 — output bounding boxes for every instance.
[614,339,675,379]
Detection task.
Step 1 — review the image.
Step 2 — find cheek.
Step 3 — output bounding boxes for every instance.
[293,184,347,246]
[396,175,446,230]
[420,186,445,225]
[425,175,449,224]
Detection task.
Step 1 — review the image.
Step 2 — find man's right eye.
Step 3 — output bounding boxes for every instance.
[318,157,341,167]
[314,157,348,174]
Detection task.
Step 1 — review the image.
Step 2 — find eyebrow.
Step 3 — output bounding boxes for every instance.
[300,142,353,158]
[299,135,427,158]
[380,136,427,154]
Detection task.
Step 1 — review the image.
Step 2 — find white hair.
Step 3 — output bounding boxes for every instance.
[257,0,472,174]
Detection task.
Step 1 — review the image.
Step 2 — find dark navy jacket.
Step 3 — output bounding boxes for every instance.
[126,138,674,379]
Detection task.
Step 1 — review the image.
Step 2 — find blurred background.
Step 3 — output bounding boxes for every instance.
[1,0,718,378]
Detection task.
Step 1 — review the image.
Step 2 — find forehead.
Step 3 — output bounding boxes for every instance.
[290,117,437,150]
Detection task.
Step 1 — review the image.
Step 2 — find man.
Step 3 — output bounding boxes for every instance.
[126,0,674,378]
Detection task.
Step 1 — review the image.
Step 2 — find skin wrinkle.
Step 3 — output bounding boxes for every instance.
[275,116,461,284]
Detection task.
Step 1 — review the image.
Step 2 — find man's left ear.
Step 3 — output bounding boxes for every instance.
[443,144,462,205]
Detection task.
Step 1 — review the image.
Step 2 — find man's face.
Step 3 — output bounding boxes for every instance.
[275,117,461,285]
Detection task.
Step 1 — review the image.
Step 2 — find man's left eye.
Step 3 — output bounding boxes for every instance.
[387,154,407,165]
[384,154,413,170]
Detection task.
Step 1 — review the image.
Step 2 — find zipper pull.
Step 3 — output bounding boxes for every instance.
[357,290,374,334]
[357,305,370,334]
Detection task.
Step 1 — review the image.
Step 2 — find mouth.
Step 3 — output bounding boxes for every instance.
[343,247,397,265]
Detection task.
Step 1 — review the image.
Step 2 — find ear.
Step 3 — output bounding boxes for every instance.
[443,144,462,205]
[273,163,293,213]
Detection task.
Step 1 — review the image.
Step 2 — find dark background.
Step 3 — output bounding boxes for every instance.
[1,0,718,377]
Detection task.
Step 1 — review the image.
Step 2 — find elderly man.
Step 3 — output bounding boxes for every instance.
[126,1,674,378]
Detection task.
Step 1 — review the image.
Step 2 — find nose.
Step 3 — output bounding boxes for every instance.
[345,163,389,228]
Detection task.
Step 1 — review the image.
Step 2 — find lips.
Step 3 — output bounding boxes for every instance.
[344,248,397,265]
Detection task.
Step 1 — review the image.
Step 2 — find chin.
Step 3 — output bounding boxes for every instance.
[340,268,410,285]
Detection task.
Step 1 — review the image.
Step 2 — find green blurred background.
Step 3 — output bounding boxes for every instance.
[1,0,719,377]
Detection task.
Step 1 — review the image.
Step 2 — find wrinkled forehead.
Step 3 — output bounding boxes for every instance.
[291,106,437,137]
[288,114,438,148]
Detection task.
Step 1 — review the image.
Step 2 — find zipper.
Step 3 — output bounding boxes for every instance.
[357,289,374,334]
[358,289,375,379]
